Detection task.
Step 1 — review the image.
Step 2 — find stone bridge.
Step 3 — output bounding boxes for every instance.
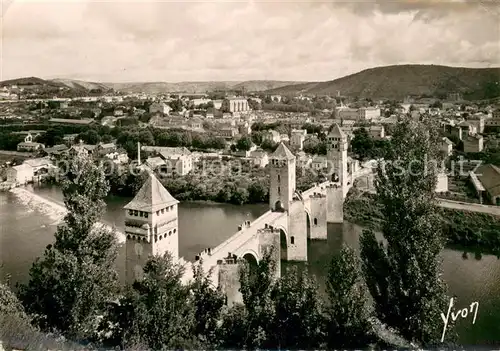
[177,131,380,304]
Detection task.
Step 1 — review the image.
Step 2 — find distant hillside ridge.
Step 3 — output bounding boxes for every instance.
[105,80,304,94]
[264,64,500,100]
[50,78,111,92]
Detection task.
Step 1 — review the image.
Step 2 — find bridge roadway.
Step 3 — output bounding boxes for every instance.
[180,209,288,284]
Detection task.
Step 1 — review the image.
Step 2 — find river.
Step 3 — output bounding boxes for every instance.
[0,184,499,346]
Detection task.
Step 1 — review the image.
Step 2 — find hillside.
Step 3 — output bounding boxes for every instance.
[106,80,303,94]
[265,65,500,100]
[0,77,65,89]
[0,77,111,96]
[51,78,111,92]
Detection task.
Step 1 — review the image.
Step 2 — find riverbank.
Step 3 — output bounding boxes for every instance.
[344,189,500,257]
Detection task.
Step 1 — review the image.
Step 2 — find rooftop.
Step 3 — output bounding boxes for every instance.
[329,123,346,138]
[124,171,179,212]
[271,143,295,160]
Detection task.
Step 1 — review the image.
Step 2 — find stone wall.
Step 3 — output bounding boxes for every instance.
[308,194,327,240]
[327,184,344,223]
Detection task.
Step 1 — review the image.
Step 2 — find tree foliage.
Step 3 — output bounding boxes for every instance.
[325,245,374,348]
[360,115,452,346]
[18,153,119,342]
[105,254,197,350]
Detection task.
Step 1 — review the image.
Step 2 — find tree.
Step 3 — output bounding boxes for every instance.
[106,253,197,350]
[19,153,119,341]
[351,128,374,161]
[359,116,452,346]
[237,250,277,349]
[325,245,374,349]
[236,136,252,151]
[190,262,225,348]
[271,266,324,349]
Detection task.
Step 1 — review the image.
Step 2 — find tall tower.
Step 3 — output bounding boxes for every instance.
[124,171,180,284]
[269,143,296,211]
[327,124,348,197]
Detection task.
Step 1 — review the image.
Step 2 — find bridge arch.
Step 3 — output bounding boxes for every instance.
[241,250,259,264]
[274,225,288,261]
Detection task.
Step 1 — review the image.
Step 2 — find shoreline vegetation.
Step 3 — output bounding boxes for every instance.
[344,187,500,257]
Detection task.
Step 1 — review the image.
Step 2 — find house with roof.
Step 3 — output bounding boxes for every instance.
[43,144,69,159]
[440,137,453,156]
[149,102,171,115]
[263,130,281,143]
[471,164,500,205]
[69,142,97,157]
[249,149,269,168]
[17,133,45,152]
[6,163,33,185]
[463,134,484,153]
[49,118,95,126]
[141,146,193,176]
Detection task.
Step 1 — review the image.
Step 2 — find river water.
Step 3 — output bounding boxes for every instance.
[0,184,499,346]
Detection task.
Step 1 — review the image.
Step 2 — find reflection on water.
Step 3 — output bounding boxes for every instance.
[0,185,499,345]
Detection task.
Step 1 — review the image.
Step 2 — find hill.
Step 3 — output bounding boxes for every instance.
[0,77,112,97]
[51,78,111,92]
[106,80,303,94]
[0,76,65,89]
[264,65,500,100]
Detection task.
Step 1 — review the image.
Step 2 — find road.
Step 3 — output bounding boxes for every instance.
[358,187,500,216]
[437,198,500,216]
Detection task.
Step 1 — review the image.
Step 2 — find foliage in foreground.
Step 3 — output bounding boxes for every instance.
[360,115,453,346]
[18,153,120,342]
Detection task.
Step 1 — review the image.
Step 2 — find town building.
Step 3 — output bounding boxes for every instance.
[290,129,306,151]
[358,107,381,121]
[463,134,484,153]
[43,144,69,159]
[440,137,453,156]
[485,109,500,127]
[311,156,327,171]
[6,164,33,184]
[152,147,193,176]
[227,98,250,113]
[49,118,95,126]
[149,102,171,115]
[249,149,269,168]
[218,127,239,139]
[17,133,45,152]
[262,130,281,143]
[471,164,500,205]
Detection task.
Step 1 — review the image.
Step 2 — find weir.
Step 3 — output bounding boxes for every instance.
[10,187,126,243]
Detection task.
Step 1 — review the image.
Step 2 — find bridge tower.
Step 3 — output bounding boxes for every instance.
[269,142,296,211]
[326,124,348,223]
[327,123,349,197]
[124,171,180,285]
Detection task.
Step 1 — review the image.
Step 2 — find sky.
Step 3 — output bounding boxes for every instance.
[0,0,499,83]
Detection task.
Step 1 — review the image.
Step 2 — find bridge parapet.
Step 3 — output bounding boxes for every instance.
[195,247,213,262]
[237,220,252,231]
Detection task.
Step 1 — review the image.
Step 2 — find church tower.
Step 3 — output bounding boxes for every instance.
[124,171,179,284]
[327,124,348,198]
[269,142,296,211]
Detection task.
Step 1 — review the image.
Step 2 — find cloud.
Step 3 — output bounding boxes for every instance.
[1,0,498,82]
